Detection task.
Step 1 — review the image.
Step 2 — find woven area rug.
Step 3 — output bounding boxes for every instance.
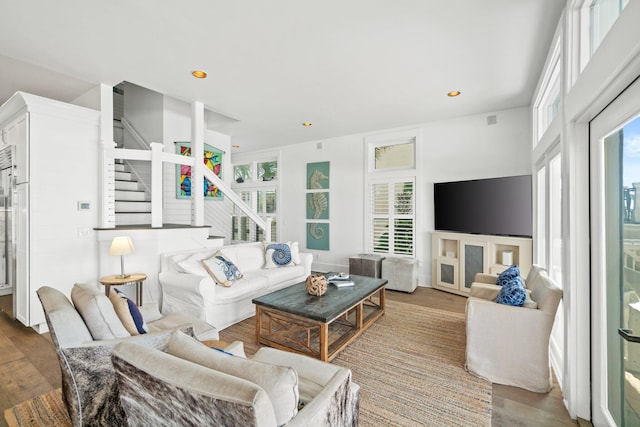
[220,299,492,426]
[5,300,491,426]
[4,388,70,427]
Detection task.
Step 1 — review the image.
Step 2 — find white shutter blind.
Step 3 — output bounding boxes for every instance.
[393,180,414,255]
[371,183,389,253]
[369,179,414,256]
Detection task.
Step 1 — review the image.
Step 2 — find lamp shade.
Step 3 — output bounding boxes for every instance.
[109,236,134,256]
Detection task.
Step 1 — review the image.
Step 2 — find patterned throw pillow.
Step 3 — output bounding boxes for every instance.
[264,241,301,268]
[496,265,520,286]
[201,256,233,287]
[108,289,148,335]
[214,253,243,281]
[496,276,527,306]
[267,243,292,266]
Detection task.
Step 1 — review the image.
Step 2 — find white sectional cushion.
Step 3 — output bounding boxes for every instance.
[252,265,306,287]
[214,276,269,303]
[168,330,299,426]
[71,284,130,340]
[224,243,266,272]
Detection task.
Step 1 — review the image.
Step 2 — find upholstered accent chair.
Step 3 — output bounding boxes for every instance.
[112,330,360,426]
[37,284,219,426]
[465,267,563,393]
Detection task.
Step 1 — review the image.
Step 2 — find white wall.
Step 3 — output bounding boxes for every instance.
[123,82,163,144]
[249,106,532,284]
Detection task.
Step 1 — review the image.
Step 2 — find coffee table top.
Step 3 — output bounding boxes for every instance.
[252,274,387,323]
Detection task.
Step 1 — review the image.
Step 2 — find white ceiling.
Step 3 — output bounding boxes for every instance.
[0,1,564,153]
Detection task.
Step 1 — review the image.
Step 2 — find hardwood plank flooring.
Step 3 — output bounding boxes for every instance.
[0,289,580,426]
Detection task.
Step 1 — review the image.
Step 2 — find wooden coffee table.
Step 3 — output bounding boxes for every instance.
[252,274,386,361]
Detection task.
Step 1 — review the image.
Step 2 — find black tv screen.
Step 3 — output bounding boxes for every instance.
[434,175,532,238]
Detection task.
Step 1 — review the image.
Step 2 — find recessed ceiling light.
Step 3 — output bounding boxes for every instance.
[302,122,313,127]
[192,70,207,79]
[447,90,461,97]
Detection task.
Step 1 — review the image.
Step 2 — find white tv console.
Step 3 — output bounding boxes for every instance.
[431,231,532,296]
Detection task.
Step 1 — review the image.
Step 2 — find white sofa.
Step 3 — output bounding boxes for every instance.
[159,242,313,330]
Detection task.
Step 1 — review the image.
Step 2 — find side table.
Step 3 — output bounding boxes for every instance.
[99,273,147,306]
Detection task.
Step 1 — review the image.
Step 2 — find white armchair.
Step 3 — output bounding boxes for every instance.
[465,268,562,393]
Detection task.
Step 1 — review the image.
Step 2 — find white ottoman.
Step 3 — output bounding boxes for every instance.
[382,257,418,293]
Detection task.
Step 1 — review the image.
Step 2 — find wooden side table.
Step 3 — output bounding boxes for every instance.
[99,273,147,306]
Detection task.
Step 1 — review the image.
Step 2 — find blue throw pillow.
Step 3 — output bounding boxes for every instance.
[109,289,148,335]
[266,243,292,266]
[496,265,520,286]
[496,276,526,306]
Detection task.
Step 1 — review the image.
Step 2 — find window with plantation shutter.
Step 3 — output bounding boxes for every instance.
[369,178,415,256]
[365,129,419,259]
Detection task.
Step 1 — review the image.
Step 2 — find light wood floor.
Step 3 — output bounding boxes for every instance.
[0,287,580,426]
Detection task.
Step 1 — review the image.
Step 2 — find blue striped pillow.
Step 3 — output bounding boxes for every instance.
[109,289,148,335]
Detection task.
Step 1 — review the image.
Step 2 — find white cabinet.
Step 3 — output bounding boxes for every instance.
[432,232,532,296]
[0,92,100,330]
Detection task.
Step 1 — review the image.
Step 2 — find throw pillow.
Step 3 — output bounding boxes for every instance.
[263,241,301,268]
[523,290,539,309]
[214,251,243,281]
[265,243,292,268]
[71,284,130,339]
[109,289,148,335]
[168,331,299,425]
[496,276,527,306]
[287,241,301,265]
[496,264,521,286]
[201,256,233,287]
[177,252,211,277]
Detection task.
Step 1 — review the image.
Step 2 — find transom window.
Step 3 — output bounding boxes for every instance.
[579,0,630,72]
[364,130,419,258]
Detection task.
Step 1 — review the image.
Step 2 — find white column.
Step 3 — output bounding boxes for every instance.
[99,83,116,228]
[191,101,204,226]
[150,143,163,227]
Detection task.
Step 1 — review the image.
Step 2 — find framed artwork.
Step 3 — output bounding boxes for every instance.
[306,161,330,189]
[307,223,330,250]
[306,192,329,220]
[175,142,223,200]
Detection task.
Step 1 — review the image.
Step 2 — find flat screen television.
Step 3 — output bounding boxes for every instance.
[433,175,532,238]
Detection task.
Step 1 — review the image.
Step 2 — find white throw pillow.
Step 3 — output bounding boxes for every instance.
[71,284,130,339]
[168,331,299,425]
[288,241,301,265]
[177,252,210,277]
[523,289,539,309]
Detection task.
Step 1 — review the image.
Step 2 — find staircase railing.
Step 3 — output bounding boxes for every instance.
[106,143,271,241]
[121,117,150,150]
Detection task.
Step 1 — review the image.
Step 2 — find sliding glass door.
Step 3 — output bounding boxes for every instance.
[591,76,640,426]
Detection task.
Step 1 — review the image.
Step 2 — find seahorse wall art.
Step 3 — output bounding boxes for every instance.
[307,169,329,239]
[305,161,330,250]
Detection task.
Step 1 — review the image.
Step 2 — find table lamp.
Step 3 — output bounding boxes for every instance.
[109,236,134,278]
